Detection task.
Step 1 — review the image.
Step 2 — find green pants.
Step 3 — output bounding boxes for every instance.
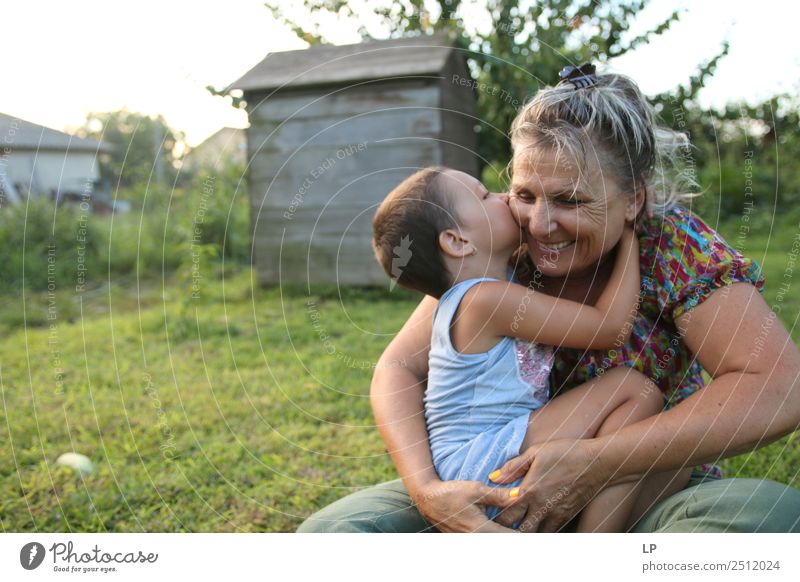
[297,472,800,533]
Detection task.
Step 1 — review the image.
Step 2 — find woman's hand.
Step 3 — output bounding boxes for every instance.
[414,479,520,533]
[489,438,611,532]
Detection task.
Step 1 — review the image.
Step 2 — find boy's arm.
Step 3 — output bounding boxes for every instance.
[469,227,640,349]
[592,226,640,317]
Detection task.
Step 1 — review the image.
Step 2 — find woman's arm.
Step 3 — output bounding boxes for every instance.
[470,227,640,349]
[490,282,800,531]
[597,282,800,475]
[370,294,438,495]
[370,295,517,532]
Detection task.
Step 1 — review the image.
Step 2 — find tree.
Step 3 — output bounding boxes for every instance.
[673,95,800,221]
[261,0,701,178]
[79,109,186,190]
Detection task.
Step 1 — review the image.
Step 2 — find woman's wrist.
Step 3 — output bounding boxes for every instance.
[406,472,444,507]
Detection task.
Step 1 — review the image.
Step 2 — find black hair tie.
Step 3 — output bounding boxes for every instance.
[558,63,598,89]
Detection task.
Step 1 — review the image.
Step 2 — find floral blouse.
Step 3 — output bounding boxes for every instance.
[516,205,765,479]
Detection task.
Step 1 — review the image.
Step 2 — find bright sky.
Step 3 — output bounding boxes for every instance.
[2,0,797,148]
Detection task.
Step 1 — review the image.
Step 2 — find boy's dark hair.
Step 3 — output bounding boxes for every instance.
[372,167,460,298]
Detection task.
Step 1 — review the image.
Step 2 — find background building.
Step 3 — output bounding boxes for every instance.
[0,113,112,209]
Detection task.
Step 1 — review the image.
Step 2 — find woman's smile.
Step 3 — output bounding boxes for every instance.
[536,239,575,251]
[529,236,579,272]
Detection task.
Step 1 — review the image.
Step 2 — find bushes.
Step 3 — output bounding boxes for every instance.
[0,161,250,296]
[106,205,186,279]
[0,197,103,294]
[181,162,250,263]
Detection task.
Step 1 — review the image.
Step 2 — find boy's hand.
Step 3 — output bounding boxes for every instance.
[621,223,636,242]
[619,224,640,262]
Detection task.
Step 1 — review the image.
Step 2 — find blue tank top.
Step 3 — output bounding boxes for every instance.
[425,277,554,468]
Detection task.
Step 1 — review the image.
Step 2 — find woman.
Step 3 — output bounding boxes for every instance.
[298,66,800,533]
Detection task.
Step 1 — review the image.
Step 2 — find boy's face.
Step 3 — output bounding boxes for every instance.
[439,170,523,254]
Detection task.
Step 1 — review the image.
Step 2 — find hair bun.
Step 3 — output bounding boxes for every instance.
[558,63,598,89]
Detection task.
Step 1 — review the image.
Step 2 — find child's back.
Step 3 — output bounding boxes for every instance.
[425,277,554,517]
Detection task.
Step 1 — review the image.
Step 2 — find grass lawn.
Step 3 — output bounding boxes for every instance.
[1,267,415,531]
[1,213,799,532]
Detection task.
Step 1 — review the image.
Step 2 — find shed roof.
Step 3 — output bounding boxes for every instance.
[0,112,111,152]
[230,33,460,93]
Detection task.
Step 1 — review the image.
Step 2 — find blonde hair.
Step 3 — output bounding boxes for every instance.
[510,73,700,217]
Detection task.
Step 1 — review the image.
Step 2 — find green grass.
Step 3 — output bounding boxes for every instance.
[0,266,420,531]
[1,211,799,531]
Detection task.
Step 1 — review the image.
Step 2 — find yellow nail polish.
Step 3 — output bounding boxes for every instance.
[488,470,501,481]
[509,487,520,498]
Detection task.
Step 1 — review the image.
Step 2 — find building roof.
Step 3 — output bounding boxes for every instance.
[184,127,246,169]
[0,112,111,152]
[230,33,459,93]
[194,127,245,149]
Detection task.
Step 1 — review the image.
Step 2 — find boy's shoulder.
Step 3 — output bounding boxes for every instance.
[449,278,512,354]
[453,278,522,325]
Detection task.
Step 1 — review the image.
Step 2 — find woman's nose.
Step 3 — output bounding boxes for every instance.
[526,199,556,237]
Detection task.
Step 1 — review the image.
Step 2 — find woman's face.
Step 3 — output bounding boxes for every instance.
[508,146,635,279]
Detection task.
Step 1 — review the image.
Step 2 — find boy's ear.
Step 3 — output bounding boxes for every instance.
[439,229,472,259]
[625,185,646,222]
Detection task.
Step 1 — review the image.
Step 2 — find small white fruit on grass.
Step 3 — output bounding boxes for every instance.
[56,453,94,475]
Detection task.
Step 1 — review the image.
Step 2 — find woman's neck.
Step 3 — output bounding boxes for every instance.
[538,247,617,304]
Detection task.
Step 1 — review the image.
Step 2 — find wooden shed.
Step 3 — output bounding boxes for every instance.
[230,33,478,286]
